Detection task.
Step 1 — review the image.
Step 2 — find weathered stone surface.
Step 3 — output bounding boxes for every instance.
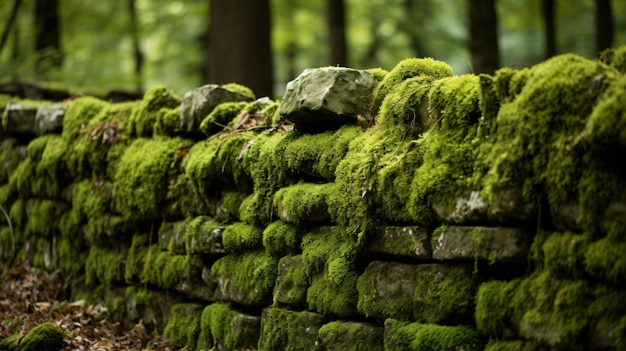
[357,261,478,324]
[280,67,378,131]
[213,252,277,307]
[367,226,431,259]
[185,217,226,255]
[273,255,308,309]
[163,303,204,350]
[432,225,531,262]
[179,84,253,132]
[158,220,186,254]
[319,321,383,351]
[173,255,217,301]
[258,308,324,351]
[34,104,65,135]
[125,287,176,330]
[384,319,484,351]
[199,303,261,351]
[557,195,626,234]
[433,188,531,225]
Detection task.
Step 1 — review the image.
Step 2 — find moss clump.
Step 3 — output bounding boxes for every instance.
[0,138,26,185]
[130,85,181,137]
[199,101,248,136]
[154,105,181,136]
[384,319,483,351]
[24,199,66,239]
[263,220,302,257]
[600,46,626,73]
[257,308,324,351]
[62,96,109,139]
[583,74,626,148]
[85,245,127,287]
[113,137,192,219]
[211,251,278,305]
[372,57,452,115]
[14,322,66,351]
[541,231,590,278]
[65,101,136,179]
[301,226,360,317]
[319,321,383,351]
[222,222,264,252]
[366,67,389,82]
[222,83,255,100]
[163,303,203,351]
[273,255,308,308]
[484,340,550,351]
[273,182,334,224]
[199,302,260,351]
[584,235,626,285]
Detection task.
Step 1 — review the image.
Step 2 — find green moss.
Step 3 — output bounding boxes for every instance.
[542,231,590,278]
[16,322,66,351]
[199,302,260,351]
[62,96,109,139]
[584,236,626,285]
[366,67,389,82]
[600,45,626,73]
[583,73,626,148]
[484,340,549,351]
[0,138,24,185]
[384,319,483,351]
[257,308,324,351]
[199,101,248,136]
[221,191,245,220]
[24,199,65,239]
[65,101,136,179]
[273,255,308,308]
[163,303,203,351]
[222,222,264,252]
[475,279,521,338]
[113,137,192,219]
[0,333,19,350]
[263,220,302,257]
[211,250,278,304]
[236,98,277,130]
[319,321,383,351]
[154,106,181,136]
[372,57,452,115]
[9,198,25,229]
[85,245,127,287]
[273,182,334,224]
[130,85,181,137]
[222,83,255,100]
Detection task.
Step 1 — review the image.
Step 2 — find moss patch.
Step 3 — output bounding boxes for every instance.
[257,307,324,351]
[273,182,334,224]
[163,303,204,351]
[16,322,66,351]
[222,222,263,252]
[319,321,383,351]
[262,220,302,257]
[199,101,248,136]
[198,302,260,351]
[384,319,484,351]
[130,85,181,137]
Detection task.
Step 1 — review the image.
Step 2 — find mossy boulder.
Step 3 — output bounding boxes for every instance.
[384,319,484,351]
[2,322,67,351]
[198,302,261,351]
[319,321,383,351]
[257,307,324,351]
[163,303,204,351]
[273,254,308,309]
[280,67,379,132]
[180,84,254,133]
[366,226,431,259]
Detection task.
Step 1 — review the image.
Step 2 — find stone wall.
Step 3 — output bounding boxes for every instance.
[2,46,626,351]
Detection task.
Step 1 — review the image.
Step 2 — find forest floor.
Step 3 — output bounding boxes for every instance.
[0,264,177,350]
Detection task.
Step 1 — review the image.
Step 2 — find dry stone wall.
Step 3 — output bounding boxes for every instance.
[2,46,626,351]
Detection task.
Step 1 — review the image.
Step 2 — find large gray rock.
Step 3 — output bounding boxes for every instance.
[432,225,531,262]
[280,67,378,131]
[179,84,253,132]
[2,102,65,135]
[367,226,431,259]
[35,104,65,135]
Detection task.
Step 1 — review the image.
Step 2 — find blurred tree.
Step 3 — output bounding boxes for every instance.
[208,0,274,97]
[542,0,556,58]
[0,0,21,56]
[468,0,500,73]
[327,0,347,66]
[33,0,63,76]
[128,0,144,92]
[401,0,428,57]
[595,0,614,53]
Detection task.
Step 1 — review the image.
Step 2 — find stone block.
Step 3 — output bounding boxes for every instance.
[432,225,531,262]
[280,67,378,132]
[173,255,217,301]
[198,302,261,351]
[180,84,253,132]
[273,255,308,309]
[319,321,383,351]
[357,261,478,324]
[163,303,204,350]
[158,220,186,254]
[257,308,324,351]
[384,319,484,351]
[367,226,431,259]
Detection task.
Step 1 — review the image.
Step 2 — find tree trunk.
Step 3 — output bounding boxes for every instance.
[468,0,500,74]
[542,0,556,58]
[595,0,614,53]
[33,0,63,75]
[327,0,348,66]
[208,0,274,98]
[402,0,427,57]
[128,0,144,93]
[0,0,22,56]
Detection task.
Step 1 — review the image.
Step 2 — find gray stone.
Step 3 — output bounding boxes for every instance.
[125,287,175,330]
[280,67,378,131]
[34,104,65,135]
[180,84,253,132]
[258,308,324,351]
[202,305,261,350]
[432,225,531,262]
[273,255,308,309]
[384,319,484,351]
[367,226,431,259]
[158,220,186,254]
[319,321,383,351]
[2,102,36,134]
[185,217,226,255]
[433,188,532,225]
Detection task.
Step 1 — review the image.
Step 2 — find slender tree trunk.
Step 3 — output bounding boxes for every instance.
[285,0,297,81]
[208,0,274,98]
[364,1,382,68]
[402,0,427,57]
[468,0,500,74]
[128,0,144,92]
[33,0,63,75]
[327,0,348,66]
[595,0,614,53]
[0,0,22,56]
[542,0,556,58]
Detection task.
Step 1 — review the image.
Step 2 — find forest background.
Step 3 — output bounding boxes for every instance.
[0,0,624,100]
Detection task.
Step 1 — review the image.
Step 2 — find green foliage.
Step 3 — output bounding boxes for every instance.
[199,101,248,136]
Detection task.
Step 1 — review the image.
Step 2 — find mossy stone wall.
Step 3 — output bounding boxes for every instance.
[2,47,626,351]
